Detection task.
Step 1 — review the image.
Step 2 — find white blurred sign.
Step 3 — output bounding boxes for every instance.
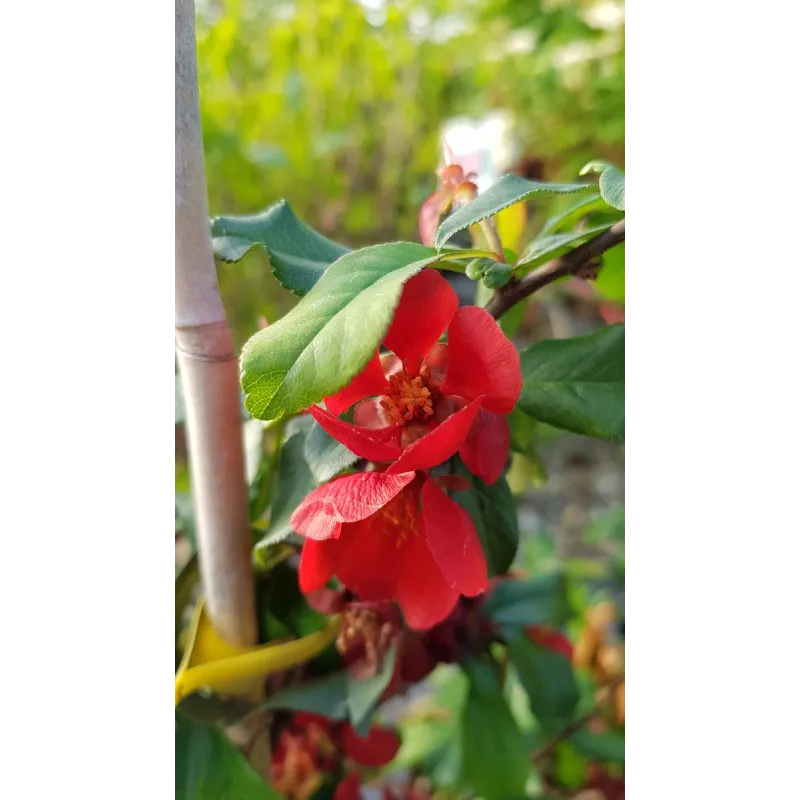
[441,111,518,192]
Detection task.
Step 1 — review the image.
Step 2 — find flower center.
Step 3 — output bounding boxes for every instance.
[336,604,397,677]
[380,371,440,425]
[272,734,323,800]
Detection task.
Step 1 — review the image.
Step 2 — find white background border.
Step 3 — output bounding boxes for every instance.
[1,0,800,797]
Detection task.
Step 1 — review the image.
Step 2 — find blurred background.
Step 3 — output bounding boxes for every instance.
[194,0,624,334]
[178,2,624,792]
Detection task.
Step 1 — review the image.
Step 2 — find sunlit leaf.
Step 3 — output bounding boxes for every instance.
[516,223,614,272]
[435,175,596,250]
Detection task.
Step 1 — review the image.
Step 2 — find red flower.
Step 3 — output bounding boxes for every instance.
[308,268,522,486]
[418,145,478,246]
[291,470,488,630]
[272,712,400,800]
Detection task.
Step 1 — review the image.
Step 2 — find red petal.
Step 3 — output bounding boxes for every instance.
[418,190,452,246]
[441,307,522,414]
[383,270,458,372]
[333,516,403,601]
[309,405,402,461]
[333,772,362,800]
[291,471,416,541]
[395,523,460,630]
[341,725,401,767]
[298,539,339,593]
[459,408,511,485]
[421,478,487,597]
[386,398,481,475]
[526,626,574,660]
[325,352,387,416]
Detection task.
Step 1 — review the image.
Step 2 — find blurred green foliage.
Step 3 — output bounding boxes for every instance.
[196,0,624,345]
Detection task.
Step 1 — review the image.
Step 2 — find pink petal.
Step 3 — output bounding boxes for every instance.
[418,190,452,246]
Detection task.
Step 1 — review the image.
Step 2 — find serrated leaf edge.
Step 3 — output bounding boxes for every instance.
[434,178,597,250]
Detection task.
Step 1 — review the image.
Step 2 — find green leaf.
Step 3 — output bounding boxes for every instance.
[482,572,571,630]
[538,193,607,237]
[177,693,256,727]
[211,200,350,296]
[256,561,328,642]
[571,729,625,765]
[508,635,579,731]
[518,325,625,440]
[264,671,350,719]
[452,462,519,578]
[303,418,360,484]
[516,223,614,272]
[211,235,257,262]
[240,242,441,422]
[599,168,625,211]
[176,713,281,800]
[254,429,316,550]
[460,660,530,799]
[435,174,596,250]
[508,407,538,457]
[346,642,397,735]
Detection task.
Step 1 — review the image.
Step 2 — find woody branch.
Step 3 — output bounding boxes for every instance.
[485,219,626,319]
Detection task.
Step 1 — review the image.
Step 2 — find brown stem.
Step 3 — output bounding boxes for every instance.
[531,674,625,764]
[485,219,625,319]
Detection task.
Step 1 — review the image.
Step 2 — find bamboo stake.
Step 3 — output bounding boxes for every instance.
[175,0,256,650]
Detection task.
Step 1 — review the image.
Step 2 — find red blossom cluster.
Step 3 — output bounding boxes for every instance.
[291,267,522,630]
[271,711,400,800]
